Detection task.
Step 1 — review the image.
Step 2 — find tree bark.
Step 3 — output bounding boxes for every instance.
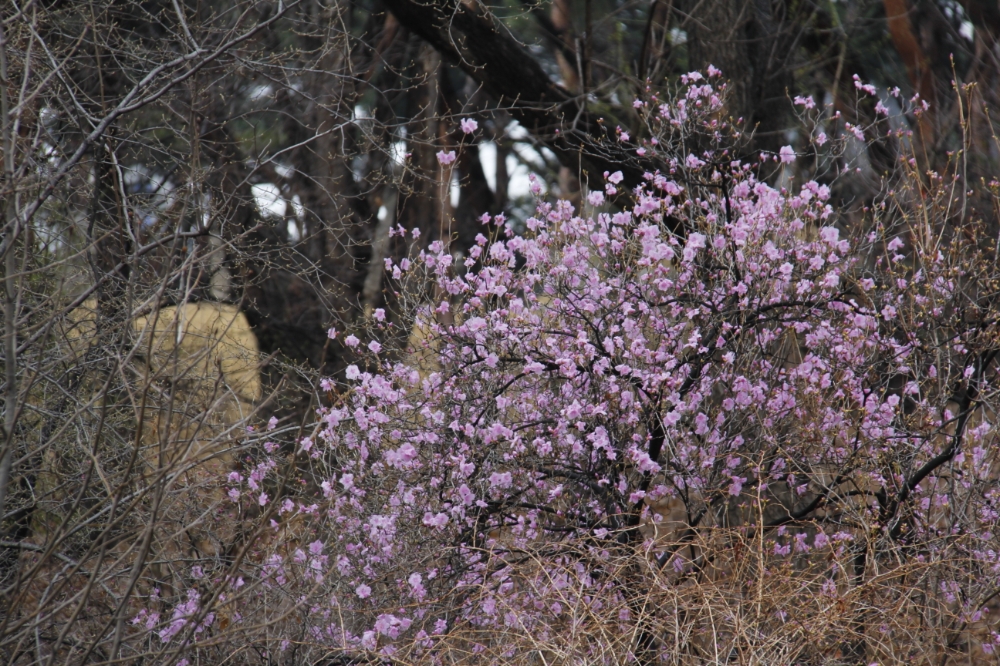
[381,0,658,187]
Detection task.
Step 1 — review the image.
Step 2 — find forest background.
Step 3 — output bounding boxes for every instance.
[4,0,1000,664]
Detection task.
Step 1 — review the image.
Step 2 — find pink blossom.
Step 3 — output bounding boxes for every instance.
[819,226,840,246]
[529,173,542,195]
[728,476,746,496]
[460,118,478,134]
[436,150,457,165]
[683,232,707,262]
[489,471,513,490]
[852,74,877,95]
[189,80,1000,663]
[685,154,705,168]
[422,512,449,528]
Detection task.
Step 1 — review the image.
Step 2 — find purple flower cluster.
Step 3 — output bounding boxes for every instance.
[141,73,1000,663]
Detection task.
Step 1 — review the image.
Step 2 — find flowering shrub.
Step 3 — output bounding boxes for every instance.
[143,74,1000,665]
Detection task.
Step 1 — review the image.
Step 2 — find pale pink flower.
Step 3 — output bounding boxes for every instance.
[793,95,816,109]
